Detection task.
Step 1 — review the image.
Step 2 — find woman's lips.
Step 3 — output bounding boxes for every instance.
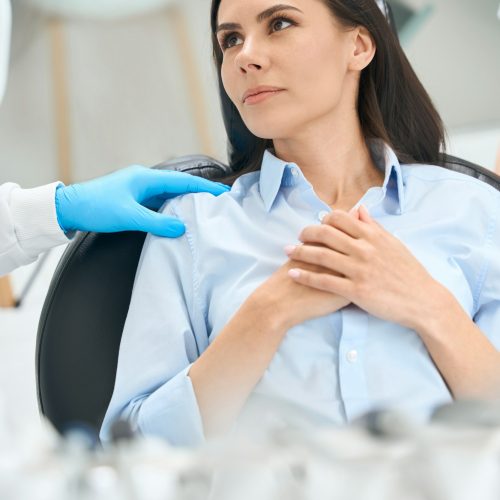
[244,89,285,105]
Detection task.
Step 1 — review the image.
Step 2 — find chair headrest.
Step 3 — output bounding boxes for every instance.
[154,154,233,180]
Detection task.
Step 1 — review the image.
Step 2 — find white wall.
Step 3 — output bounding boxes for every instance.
[448,125,500,172]
[403,0,500,132]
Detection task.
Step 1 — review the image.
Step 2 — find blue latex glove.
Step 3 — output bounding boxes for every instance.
[55,165,230,237]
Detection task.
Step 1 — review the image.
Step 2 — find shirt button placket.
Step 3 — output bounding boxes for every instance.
[339,308,370,421]
[346,349,358,363]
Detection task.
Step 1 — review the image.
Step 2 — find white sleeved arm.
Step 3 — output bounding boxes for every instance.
[0,182,71,276]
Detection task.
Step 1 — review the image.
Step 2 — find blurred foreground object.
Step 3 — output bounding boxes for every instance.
[2,400,500,499]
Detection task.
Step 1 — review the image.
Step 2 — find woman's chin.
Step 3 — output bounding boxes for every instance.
[244,123,291,141]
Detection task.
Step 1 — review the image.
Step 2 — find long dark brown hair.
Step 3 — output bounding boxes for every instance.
[210,0,447,184]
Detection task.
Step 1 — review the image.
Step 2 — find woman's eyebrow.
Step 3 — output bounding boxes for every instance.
[216,4,303,34]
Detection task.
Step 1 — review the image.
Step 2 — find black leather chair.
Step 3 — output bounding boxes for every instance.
[35,1,500,435]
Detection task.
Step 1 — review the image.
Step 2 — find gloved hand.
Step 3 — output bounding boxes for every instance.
[55,165,230,237]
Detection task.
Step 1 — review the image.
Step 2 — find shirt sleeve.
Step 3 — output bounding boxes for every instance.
[473,193,500,350]
[0,182,70,276]
[99,197,208,447]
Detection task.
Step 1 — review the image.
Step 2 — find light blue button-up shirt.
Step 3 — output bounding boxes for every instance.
[100,140,500,446]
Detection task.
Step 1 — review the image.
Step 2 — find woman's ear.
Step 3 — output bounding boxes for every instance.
[348,26,376,72]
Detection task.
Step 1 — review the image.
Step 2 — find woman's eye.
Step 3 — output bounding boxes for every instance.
[271,18,293,32]
[219,16,294,51]
[222,33,242,50]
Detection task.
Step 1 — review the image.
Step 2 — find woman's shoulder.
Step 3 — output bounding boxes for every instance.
[401,162,500,202]
[158,170,261,220]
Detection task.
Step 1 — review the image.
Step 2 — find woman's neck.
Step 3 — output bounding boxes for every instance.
[272,128,385,210]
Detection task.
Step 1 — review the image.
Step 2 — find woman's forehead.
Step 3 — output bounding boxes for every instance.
[217,0,309,24]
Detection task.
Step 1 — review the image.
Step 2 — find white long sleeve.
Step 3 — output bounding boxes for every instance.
[0,182,71,276]
[0,0,11,104]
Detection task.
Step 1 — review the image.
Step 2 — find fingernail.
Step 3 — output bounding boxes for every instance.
[284,245,296,255]
[359,204,370,217]
[288,269,301,278]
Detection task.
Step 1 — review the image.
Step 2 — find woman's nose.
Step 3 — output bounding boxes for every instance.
[235,40,266,73]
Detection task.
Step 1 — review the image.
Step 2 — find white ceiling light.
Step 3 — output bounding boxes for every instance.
[23,0,177,20]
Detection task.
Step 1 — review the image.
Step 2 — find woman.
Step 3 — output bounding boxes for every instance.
[100,0,500,447]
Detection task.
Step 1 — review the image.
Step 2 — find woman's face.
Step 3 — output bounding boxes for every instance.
[216,0,360,141]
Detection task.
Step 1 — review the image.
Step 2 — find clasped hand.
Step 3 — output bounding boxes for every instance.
[284,205,442,330]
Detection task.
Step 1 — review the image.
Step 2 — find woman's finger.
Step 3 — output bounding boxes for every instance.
[285,243,356,277]
[288,267,354,297]
[299,223,356,256]
[321,209,368,239]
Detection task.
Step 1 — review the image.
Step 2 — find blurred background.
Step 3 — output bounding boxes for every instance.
[0,0,499,432]
[0,0,499,189]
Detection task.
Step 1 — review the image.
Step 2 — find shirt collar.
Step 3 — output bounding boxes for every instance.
[368,138,406,214]
[259,148,290,212]
[259,139,406,214]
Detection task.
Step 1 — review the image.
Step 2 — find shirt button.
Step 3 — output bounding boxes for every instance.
[318,210,329,222]
[291,167,299,177]
[346,350,358,363]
